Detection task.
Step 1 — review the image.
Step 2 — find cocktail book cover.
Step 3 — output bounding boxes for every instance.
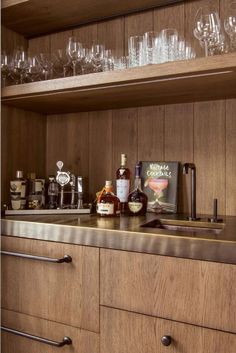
[140,161,179,213]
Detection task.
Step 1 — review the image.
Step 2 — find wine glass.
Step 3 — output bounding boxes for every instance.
[224,1,236,51]
[11,47,28,84]
[193,8,221,57]
[52,49,72,78]
[91,43,105,72]
[36,53,53,80]
[25,56,41,82]
[67,37,82,76]
[1,51,11,87]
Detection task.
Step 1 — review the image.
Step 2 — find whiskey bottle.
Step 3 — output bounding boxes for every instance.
[97,181,120,217]
[116,153,131,212]
[128,164,147,216]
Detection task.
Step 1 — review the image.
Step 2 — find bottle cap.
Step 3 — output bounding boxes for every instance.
[105,181,112,187]
[16,170,23,178]
[27,172,36,179]
[135,163,141,178]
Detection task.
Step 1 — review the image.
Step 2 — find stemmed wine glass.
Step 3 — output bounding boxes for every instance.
[67,37,82,76]
[36,53,53,80]
[1,51,11,87]
[224,1,236,51]
[11,47,28,84]
[25,56,41,82]
[193,8,221,57]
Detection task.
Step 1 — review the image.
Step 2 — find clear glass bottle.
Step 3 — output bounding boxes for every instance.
[97,181,120,217]
[116,153,131,213]
[128,163,147,216]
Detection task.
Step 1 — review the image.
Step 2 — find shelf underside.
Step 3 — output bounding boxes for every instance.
[2,54,236,114]
[2,0,182,37]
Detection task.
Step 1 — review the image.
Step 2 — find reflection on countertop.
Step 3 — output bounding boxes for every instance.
[1,213,236,265]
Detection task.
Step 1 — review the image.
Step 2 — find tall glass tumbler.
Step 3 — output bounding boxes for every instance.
[160,29,179,62]
[143,31,159,64]
[128,36,144,67]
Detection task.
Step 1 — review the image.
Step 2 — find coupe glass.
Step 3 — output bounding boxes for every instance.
[224,1,236,51]
[193,8,221,57]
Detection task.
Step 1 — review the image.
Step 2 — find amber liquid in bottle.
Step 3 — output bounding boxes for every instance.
[97,181,120,217]
[128,164,147,216]
[116,154,131,213]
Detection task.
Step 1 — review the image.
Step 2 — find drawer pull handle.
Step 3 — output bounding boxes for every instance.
[161,335,172,346]
[1,251,72,263]
[1,326,72,347]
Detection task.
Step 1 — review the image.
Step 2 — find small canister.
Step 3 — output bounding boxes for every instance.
[10,171,26,210]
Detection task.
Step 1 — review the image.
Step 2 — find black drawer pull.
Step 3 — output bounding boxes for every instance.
[1,251,72,263]
[1,326,72,347]
[161,335,172,346]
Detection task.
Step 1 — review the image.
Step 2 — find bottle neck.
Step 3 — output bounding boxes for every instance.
[134,177,142,190]
[105,186,113,194]
[121,154,127,168]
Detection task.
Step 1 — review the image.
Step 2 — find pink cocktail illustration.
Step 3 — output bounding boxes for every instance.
[145,178,169,202]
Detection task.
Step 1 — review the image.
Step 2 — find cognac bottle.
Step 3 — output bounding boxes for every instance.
[116,153,131,213]
[97,181,120,217]
[128,164,147,216]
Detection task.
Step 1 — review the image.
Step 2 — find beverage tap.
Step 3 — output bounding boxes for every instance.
[77,176,84,209]
[70,174,76,208]
[56,161,70,209]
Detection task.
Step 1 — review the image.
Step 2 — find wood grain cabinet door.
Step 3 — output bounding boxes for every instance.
[2,309,99,353]
[1,236,99,332]
[100,249,236,333]
[101,307,236,353]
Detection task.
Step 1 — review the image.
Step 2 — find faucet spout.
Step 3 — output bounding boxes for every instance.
[183,163,200,221]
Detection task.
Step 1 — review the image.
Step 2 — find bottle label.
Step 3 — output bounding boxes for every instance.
[116,180,130,202]
[97,203,114,215]
[128,202,143,213]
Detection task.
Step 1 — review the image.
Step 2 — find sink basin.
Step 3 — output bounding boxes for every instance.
[141,218,224,235]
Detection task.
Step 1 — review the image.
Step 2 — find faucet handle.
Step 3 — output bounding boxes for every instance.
[208,199,223,223]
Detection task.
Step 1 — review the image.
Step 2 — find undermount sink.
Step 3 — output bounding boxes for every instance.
[140,218,225,235]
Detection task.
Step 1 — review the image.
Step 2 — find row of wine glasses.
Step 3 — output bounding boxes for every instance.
[193,3,236,56]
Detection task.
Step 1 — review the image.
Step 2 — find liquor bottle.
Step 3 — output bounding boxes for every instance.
[116,153,131,213]
[128,163,148,216]
[97,181,120,217]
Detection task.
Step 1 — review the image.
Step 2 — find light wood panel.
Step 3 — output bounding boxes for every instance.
[164,103,194,213]
[1,0,182,37]
[226,99,236,216]
[50,29,73,52]
[154,2,185,35]
[2,309,99,353]
[194,100,226,215]
[1,25,28,52]
[101,307,236,353]
[98,17,125,57]
[112,108,138,186]
[1,236,99,332]
[1,106,46,206]
[46,112,89,200]
[137,105,165,161]
[73,23,98,48]
[100,249,236,333]
[88,111,113,199]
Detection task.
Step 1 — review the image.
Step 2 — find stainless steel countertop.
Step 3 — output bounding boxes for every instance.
[1,213,236,264]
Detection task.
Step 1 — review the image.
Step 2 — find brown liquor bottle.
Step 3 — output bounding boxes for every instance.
[97,181,120,217]
[128,163,147,216]
[116,153,131,213]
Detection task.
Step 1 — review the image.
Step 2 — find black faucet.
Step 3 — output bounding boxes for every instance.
[183,163,200,221]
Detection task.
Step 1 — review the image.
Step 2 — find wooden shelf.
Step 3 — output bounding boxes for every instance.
[2,54,236,114]
[2,0,182,38]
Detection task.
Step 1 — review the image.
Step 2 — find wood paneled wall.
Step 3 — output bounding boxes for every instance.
[2,0,236,216]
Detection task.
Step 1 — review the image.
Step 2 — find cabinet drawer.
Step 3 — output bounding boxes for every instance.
[101,306,236,353]
[2,309,99,353]
[100,249,236,332]
[1,236,99,332]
